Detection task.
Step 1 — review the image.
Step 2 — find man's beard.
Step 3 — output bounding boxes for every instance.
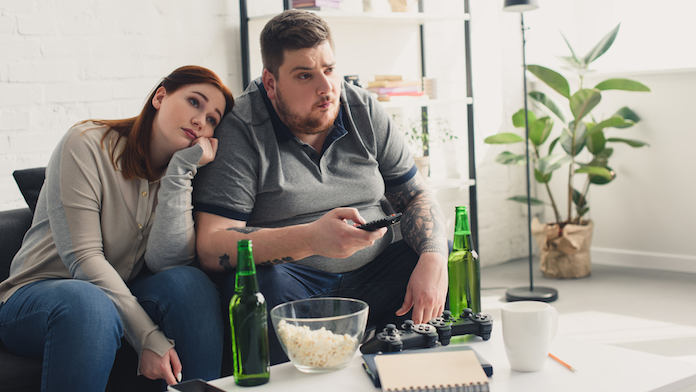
[275,86,339,135]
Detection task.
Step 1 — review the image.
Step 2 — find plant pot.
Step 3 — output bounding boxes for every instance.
[531,218,593,279]
[414,156,430,178]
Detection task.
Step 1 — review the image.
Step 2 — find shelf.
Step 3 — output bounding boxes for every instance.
[427,177,476,190]
[247,11,470,24]
[379,97,473,109]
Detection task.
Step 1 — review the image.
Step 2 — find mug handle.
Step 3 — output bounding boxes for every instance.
[549,306,559,341]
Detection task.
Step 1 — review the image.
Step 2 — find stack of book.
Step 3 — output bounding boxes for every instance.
[367,75,426,102]
[292,0,342,10]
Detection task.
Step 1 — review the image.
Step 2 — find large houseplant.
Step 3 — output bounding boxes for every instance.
[485,24,650,278]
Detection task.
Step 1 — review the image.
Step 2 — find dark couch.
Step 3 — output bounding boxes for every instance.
[0,168,161,392]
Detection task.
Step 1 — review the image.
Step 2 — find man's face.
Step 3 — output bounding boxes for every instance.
[263,41,341,135]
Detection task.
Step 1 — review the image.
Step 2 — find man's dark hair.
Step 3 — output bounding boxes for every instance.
[260,9,334,78]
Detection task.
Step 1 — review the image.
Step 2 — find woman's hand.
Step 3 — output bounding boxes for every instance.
[192,136,218,166]
[139,347,182,386]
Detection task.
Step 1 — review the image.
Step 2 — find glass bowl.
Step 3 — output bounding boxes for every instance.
[270,297,369,373]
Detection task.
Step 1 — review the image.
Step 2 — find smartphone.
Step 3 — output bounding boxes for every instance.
[168,379,226,392]
[357,212,402,231]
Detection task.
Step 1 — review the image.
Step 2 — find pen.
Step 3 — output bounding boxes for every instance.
[549,353,577,372]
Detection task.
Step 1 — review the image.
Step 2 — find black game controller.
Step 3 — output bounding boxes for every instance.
[359,309,493,354]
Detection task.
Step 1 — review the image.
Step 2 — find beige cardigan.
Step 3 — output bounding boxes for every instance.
[0,122,203,365]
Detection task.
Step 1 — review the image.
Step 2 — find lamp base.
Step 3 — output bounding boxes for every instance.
[505,286,558,303]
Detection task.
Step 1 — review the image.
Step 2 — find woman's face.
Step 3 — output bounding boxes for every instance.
[151,83,226,154]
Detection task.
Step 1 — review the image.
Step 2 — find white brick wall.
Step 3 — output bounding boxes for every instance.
[0,0,242,211]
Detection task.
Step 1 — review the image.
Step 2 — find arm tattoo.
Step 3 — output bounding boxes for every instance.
[219,253,234,271]
[258,256,294,267]
[385,175,449,257]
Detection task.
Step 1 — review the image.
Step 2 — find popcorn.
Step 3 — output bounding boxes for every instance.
[277,320,359,368]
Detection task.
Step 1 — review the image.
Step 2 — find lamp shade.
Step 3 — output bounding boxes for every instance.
[503,0,539,12]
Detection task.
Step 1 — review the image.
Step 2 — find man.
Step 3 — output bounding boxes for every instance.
[194,9,449,365]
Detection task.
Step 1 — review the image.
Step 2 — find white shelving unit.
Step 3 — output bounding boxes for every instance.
[238,0,479,248]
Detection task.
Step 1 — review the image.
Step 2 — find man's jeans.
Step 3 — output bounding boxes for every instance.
[220,239,420,365]
[0,266,223,392]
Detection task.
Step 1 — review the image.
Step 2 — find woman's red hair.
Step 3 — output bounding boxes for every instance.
[88,65,233,181]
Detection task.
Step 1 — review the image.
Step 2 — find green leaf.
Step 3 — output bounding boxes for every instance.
[538,154,572,175]
[606,137,650,148]
[534,168,552,183]
[558,55,582,70]
[527,65,571,98]
[576,165,613,180]
[511,109,537,128]
[594,78,651,92]
[561,121,587,156]
[508,195,547,206]
[529,117,553,146]
[613,107,640,128]
[570,89,602,122]
[529,91,566,123]
[587,115,627,136]
[548,137,560,155]
[588,166,616,185]
[495,151,527,165]
[586,129,606,154]
[560,32,582,68]
[484,133,525,144]
[576,206,590,219]
[583,23,620,65]
[572,188,586,208]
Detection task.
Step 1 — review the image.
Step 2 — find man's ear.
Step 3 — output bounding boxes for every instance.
[262,69,277,100]
[152,86,167,109]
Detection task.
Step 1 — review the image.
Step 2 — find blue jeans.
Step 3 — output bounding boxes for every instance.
[0,266,223,392]
[220,240,420,365]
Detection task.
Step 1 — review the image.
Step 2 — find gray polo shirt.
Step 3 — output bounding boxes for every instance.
[194,79,416,273]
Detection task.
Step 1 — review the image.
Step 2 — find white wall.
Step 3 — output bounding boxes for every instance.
[489,0,696,273]
[0,0,241,210]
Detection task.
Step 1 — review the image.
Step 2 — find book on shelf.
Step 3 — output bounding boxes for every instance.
[367,79,422,88]
[367,85,421,95]
[374,75,403,81]
[376,91,427,102]
[292,0,341,9]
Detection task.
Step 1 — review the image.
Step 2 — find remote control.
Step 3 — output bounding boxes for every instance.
[357,213,402,231]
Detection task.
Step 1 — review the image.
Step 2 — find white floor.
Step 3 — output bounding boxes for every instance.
[480,259,696,382]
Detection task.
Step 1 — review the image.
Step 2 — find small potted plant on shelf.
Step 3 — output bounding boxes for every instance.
[484,23,650,278]
[394,113,457,177]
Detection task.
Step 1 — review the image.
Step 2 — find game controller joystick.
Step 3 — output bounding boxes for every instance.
[450,308,493,341]
[360,309,493,354]
[359,320,439,354]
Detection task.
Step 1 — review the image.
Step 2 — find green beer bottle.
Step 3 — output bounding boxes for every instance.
[230,239,270,386]
[447,206,481,318]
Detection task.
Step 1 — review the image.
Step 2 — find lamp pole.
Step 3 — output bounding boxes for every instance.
[503,0,558,303]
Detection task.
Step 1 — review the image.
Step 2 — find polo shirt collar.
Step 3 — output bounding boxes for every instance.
[255,79,347,154]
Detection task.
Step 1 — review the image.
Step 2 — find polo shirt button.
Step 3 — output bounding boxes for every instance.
[141,191,148,197]
[137,235,143,240]
[128,264,133,270]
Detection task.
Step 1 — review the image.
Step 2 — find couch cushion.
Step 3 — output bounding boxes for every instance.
[12,167,46,213]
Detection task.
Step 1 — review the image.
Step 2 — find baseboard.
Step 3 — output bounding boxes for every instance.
[591,247,696,274]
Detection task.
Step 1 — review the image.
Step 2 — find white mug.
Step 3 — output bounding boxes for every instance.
[501,301,558,372]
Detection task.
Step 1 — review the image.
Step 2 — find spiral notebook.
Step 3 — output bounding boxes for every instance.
[373,349,489,392]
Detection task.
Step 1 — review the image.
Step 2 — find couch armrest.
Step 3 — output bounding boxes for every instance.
[0,208,33,282]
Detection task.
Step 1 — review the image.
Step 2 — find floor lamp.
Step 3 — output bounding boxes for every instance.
[503,0,558,303]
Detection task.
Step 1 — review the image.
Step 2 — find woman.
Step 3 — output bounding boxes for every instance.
[0,65,233,390]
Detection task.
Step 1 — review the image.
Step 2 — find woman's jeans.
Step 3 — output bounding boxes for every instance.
[0,266,223,392]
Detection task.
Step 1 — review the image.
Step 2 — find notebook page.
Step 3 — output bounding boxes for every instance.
[374,350,488,392]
